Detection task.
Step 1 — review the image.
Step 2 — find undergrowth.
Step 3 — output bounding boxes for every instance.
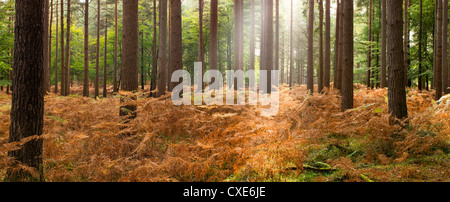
[0,84,448,182]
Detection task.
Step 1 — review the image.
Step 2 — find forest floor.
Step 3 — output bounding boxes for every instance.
[0,84,449,182]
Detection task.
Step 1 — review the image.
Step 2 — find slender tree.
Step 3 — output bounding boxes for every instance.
[380,0,387,88]
[307,0,314,93]
[48,0,54,93]
[103,18,108,98]
[83,0,89,97]
[150,0,158,96]
[334,0,340,88]
[114,0,118,92]
[318,0,324,93]
[60,0,65,96]
[95,0,100,97]
[198,0,204,91]
[324,0,331,89]
[249,0,255,72]
[367,0,372,88]
[43,0,50,93]
[157,0,167,96]
[262,0,273,94]
[289,0,294,88]
[404,0,409,87]
[387,0,408,122]
[341,0,354,111]
[8,0,45,181]
[64,0,71,96]
[436,0,443,100]
[55,0,59,94]
[418,0,423,90]
[443,0,449,94]
[275,0,279,73]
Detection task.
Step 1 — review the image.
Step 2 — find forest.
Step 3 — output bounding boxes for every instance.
[0,0,449,183]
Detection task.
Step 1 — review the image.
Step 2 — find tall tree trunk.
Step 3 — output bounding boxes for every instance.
[275,0,279,72]
[65,0,71,96]
[43,0,50,94]
[387,0,408,122]
[418,0,423,90]
[324,0,331,89]
[336,0,344,90]
[48,0,54,93]
[380,0,387,88]
[55,0,59,94]
[210,0,219,71]
[249,0,255,72]
[150,0,158,96]
[157,0,167,96]
[141,24,145,90]
[60,0,65,96]
[122,0,139,91]
[367,0,372,88]
[114,0,118,92]
[307,0,314,93]
[198,0,204,91]
[289,0,294,88]
[436,0,443,100]
[103,18,108,98]
[8,0,45,181]
[83,0,89,97]
[168,0,182,92]
[341,0,354,111]
[95,0,100,97]
[281,33,285,84]
[262,0,273,94]
[318,0,324,93]
[443,0,449,94]
[334,0,340,88]
[404,0,409,87]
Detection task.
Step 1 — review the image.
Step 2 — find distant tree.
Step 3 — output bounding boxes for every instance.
[150,0,158,96]
[8,0,45,181]
[114,0,119,93]
[367,0,372,88]
[103,17,108,98]
[95,0,100,97]
[55,0,59,94]
[442,0,449,94]
[307,0,314,93]
[64,0,71,96]
[43,0,50,93]
[435,0,442,100]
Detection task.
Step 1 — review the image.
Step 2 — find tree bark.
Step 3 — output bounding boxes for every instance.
[341,0,354,111]
[380,0,387,88]
[103,18,108,98]
[64,0,71,96]
[210,0,219,72]
[387,0,408,122]
[324,0,331,89]
[60,0,65,96]
[289,0,294,88]
[8,0,45,181]
[367,0,372,88]
[95,0,100,97]
[262,0,273,94]
[83,0,89,97]
[435,0,443,100]
[418,0,423,90]
[334,0,340,88]
[43,0,50,94]
[55,0,59,94]
[275,0,279,73]
[404,0,409,87]
[157,0,167,96]
[307,0,314,93]
[318,0,324,93]
[122,0,139,92]
[442,0,449,94]
[114,0,118,92]
[168,0,182,92]
[150,0,158,96]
